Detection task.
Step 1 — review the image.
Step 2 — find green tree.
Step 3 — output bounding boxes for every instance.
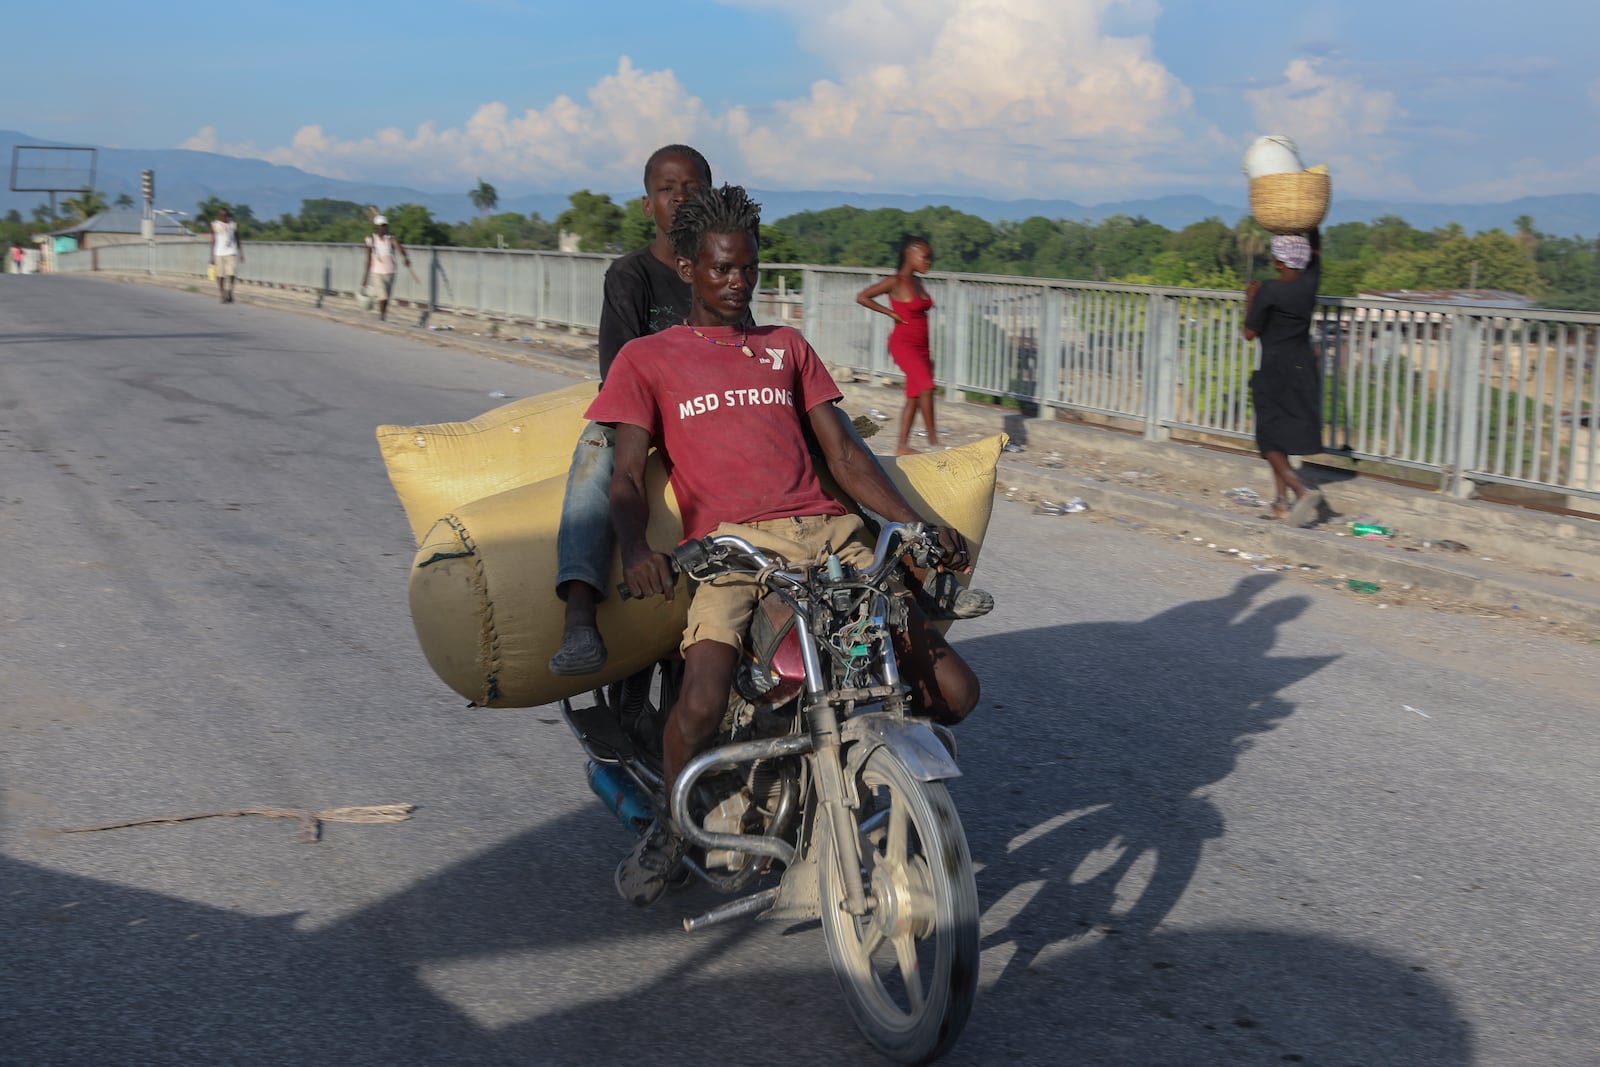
[556,190,626,252]
[383,203,451,246]
[450,210,559,250]
[61,189,108,221]
[1234,216,1272,279]
[1171,217,1234,277]
[1428,230,1541,294]
[469,178,499,216]
[1368,215,1426,255]
[114,192,134,209]
[617,206,654,251]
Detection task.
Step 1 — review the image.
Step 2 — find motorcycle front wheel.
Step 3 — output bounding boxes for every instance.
[819,747,979,1064]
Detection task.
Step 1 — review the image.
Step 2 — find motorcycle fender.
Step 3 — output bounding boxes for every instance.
[842,713,961,784]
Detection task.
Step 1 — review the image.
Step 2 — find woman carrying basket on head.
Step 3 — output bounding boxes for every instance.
[1243,228,1324,524]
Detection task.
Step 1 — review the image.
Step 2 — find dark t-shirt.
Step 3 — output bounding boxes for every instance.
[585,324,847,539]
[597,245,693,382]
[1245,257,1321,374]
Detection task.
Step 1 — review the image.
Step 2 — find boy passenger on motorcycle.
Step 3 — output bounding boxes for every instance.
[586,183,981,907]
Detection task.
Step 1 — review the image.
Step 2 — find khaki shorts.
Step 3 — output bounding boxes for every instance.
[683,513,874,654]
[370,271,396,298]
[213,254,238,278]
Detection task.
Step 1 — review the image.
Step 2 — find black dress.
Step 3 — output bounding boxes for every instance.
[1244,258,1323,456]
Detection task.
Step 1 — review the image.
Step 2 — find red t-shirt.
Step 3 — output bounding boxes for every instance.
[586,323,847,539]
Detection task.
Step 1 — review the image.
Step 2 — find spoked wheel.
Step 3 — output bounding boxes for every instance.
[819,747,978,1064]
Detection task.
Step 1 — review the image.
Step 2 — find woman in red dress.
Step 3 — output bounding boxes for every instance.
[857,235,940,454]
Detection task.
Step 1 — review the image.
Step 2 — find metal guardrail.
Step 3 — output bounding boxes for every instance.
[56,242,1600,501]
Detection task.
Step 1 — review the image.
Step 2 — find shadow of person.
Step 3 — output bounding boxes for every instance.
[950,573,1337,981]
[0,667,1476,1067]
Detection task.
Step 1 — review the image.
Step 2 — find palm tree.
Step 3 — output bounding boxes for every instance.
[1234,216,1270,279]
[469,179,499,216]
[61,189,109,222]
[114,192,135,209]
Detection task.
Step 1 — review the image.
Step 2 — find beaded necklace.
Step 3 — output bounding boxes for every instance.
[686,323,755,358]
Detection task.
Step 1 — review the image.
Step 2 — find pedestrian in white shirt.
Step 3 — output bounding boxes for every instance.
[210,208,243,303]
[362,216,410,321]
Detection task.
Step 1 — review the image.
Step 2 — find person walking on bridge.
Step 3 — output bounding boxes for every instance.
[362,216,410,322]
[209,207,242,304]
[1243,229,1324,524]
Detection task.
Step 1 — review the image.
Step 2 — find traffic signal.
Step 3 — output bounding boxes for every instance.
[141,169,154,203]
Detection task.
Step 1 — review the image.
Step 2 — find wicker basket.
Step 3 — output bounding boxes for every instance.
[1249,169,1331,234]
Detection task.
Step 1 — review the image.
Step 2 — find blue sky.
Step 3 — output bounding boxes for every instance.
[8,0,1599,204]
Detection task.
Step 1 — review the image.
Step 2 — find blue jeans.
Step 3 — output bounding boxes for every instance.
[555,421,616,600]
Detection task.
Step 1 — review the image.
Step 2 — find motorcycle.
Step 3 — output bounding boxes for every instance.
[561,521,980,1064]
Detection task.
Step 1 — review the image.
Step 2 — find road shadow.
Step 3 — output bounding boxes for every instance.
[952,572,1333,968]
[0,573,1473,1064]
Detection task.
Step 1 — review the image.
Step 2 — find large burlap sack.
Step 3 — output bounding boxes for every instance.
[402,432,1008,709]
[377,381,599,543]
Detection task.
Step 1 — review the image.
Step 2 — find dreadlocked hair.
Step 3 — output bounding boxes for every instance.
[670,183,763,263]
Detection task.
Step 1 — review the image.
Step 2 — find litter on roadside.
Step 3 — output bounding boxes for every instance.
[1346,579,1381,594]
[488,390,511,399]
[428,324,454,331]
[1426,539,1470,552]
[1349,522,1394,539]
[1223,487,1264,506]
[1034,497,1089,516]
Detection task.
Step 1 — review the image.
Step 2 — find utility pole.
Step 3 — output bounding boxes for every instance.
[141,169,155,274]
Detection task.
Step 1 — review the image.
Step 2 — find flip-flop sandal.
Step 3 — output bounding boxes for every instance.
[920,569,995,620]
[1287,489,1323,527]
[549,625,608,675]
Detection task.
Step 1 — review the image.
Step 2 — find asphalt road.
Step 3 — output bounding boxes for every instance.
[2,276,1597,1066]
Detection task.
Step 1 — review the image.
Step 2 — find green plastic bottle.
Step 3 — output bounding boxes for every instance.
[1349,522,1393,538]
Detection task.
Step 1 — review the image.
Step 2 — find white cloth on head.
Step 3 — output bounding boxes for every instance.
[1270,234,1311,270]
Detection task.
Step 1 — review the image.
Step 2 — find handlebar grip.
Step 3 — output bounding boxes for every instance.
[616,550,687,600]
[672,538,711,572]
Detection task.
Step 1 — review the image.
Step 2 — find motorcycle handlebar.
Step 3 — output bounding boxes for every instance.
[617,522,947,600]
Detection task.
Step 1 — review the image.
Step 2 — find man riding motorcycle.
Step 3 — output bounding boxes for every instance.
[585,183,981,906]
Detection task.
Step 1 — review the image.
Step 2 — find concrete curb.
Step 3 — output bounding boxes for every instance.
[78,271,1600,633]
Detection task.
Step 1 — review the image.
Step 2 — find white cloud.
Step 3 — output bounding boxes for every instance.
[1244,57,1413,197]
[180,0,1225,201]
[728,0,1205,194]
[185,58,712,190]
[1438,154,1600,203]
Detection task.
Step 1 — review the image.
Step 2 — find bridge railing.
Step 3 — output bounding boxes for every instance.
[57,242,1600,502]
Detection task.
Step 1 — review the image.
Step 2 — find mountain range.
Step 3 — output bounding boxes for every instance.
[6,129,1599,237]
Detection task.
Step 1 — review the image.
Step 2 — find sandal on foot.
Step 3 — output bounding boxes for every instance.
[549,625,607,675]
[920,569,995,620]
[1287,489,1323,527]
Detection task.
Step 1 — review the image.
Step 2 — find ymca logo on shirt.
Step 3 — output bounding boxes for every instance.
[761,347,786,371]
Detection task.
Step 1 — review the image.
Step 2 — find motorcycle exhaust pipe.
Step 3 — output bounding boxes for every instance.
[585,760,653,835]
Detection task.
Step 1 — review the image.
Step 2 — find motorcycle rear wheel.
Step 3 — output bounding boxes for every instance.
[819,747,978,1064]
